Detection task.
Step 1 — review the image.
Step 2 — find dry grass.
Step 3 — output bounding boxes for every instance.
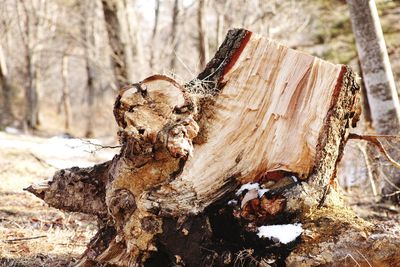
[0,132,106,267]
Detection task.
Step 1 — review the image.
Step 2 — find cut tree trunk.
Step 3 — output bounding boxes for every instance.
[26,29,400,266]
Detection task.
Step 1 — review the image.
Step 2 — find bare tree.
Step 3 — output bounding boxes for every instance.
[102,0,142,86]
[347,0,400,200]
[197,0,209,69]
[214,0,230,47]
[169,0,180,70]
[149,0,161,70]
[0,44,13,127]
[60,53,71,132]
[16,0,45,130]
[81,1,98,138]
[347,0,400,133]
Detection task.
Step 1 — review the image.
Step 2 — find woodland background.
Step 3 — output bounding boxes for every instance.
[1,0,399,137]
[0,0,400,266]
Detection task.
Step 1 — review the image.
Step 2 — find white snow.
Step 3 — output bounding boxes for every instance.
[5,127,20,134]
[0,132,118,169]
[227,199,238,205]
[236,183,260,195]
[257,223,303,244]
[241,189,259,208]
[257,188,270,197]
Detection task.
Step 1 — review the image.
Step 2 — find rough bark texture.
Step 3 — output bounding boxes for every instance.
[0,44,13,127]
[61,54,71,131]
[81,0,97,138]
[149,0,160,70]
[17,0,44,130]
[26,29,399,267]
[347,0,400,134]
[347,0,400,202]
[102,0,137,85]
[197,0,209,69]
[169,0,180,70]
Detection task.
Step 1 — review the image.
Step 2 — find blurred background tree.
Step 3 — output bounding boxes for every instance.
[0,2,399,200]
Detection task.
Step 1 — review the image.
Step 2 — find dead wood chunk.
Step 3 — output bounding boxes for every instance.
[27,28,360,266]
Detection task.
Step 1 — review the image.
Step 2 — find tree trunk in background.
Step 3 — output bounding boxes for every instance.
[25,51,39,130]
[85,59,95,138]
[169,0,180,70]
[216,13,224,47]
[347,0,400,132]
[347,0,400,202]
[213,0,230,54]
[28,29,400,267]
[61,55,71,132]
[17,0,41,131]
[128,1,145,72]
[102,0,139,86]
[81,1,97,138]
[149,0,160,70]
[197,0,209,69]
[0,44,13,128]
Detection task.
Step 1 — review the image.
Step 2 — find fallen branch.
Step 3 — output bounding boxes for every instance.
[348,133,400,170]
[2,235,47,243]
[29,152,58,169]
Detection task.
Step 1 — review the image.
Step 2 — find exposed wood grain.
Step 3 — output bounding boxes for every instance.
[27,29,360,266]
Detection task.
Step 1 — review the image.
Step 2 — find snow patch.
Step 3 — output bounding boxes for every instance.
[0,132,117,169]
[227,199,238,205]
[241,189,259,208]
[236,183,260,195]
[5,127,20,134]
[257,188,270,197]
[257,223,303,244]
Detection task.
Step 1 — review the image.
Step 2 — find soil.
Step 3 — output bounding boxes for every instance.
[0,131,117,267]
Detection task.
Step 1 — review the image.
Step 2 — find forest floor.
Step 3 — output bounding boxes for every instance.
[0,130,399,267]
[0,130,118,267]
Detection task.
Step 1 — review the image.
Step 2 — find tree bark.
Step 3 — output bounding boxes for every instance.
[102,0,138,86]
[81,1,97,138]
[149,0,160,70]
[0,44,13,128]
[347,0,400,202]
[17,0,41,130]
[169,0,180,70]
[60,54,71,132]
[26,29,400,266]
[216,13,224,47]
[197,0,209,69]
[347,0,400,134]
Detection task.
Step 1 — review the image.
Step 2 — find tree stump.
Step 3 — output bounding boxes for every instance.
[26,29,399,266]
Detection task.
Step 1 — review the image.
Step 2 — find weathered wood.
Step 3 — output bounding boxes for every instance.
[27,29,362,266]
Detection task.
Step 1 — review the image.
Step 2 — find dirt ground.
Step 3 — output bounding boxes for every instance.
[0,131,118,267]
[0,131,399,267]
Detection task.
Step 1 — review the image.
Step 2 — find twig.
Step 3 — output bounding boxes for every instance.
[2,235,46,243]
[81,139,121,150]
[29,152,58,169]
[357,143,378,198]
[78,139,121,154]
[356,249,373,267]
[348,133,400,170]
[341,253,361,267]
